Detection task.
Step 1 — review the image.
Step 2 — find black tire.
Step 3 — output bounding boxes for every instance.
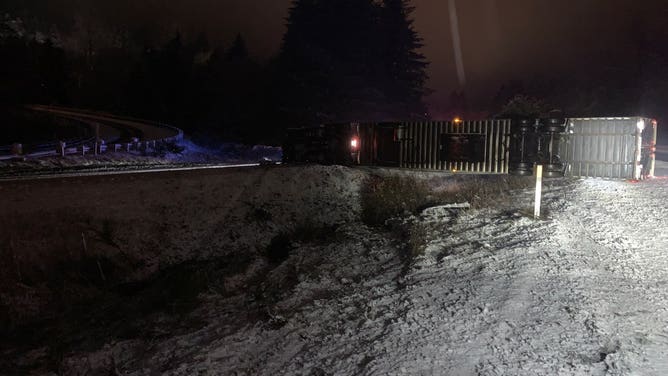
[542,163,563,170]
[540,118,566,133]
[545,117,565,125]
[509,162,534,176]
[542,163,564,177]
[511,119,534,134]
[510,162,534,171]
[541,125,566,133]
[509,168,533,176]
[544,169,564,178]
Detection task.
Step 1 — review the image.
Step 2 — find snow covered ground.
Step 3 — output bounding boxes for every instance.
[16,161,661,375]
[165,139,282,164]
[0,139,282,178]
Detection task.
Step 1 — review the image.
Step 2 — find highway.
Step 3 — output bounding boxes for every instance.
[0,162,268,182]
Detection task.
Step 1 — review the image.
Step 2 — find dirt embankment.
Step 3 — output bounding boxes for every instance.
[0,165,365,332]
[0,163,537,374]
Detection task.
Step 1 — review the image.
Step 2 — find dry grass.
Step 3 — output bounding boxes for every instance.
[0,165,536,373]
[361,174,533,227]
[407,223,429,258]
[433,175,534,209]
[360,173,535,265]
[0,165,363,340]
[266,222,339,264]
[360,175,433,226]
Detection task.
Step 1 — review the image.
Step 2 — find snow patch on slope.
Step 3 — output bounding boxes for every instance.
[10,168,668,375]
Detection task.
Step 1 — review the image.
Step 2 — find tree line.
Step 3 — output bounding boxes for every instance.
[3,0,667,145]
[0,0,429,145]
[0,22,281,144]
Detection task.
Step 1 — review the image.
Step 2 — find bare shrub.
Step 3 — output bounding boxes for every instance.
[361,175,432,226]
[266,233,294,265]
[434,175,533,209]
[248,206,272,222]
[265,223,338,264]
[361,174,534,266]
[407,223,429,258]
[360,174,531,227]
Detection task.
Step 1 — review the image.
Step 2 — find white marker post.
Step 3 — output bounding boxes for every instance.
[94,123,100,156]
[534,164,543,219]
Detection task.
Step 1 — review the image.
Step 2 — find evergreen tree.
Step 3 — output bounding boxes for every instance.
[379,0,428,119]
[279,0,427,125]
[226,33,248,61]
[497,94,545,119]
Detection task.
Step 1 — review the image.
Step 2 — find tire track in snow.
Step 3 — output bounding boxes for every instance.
[364,205,578,375]
[554,179,668,375]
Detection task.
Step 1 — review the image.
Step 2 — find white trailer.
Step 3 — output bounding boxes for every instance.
[561,117,656,179]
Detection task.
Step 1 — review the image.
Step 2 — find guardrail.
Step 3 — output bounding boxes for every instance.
[28,105,184,142]
[0,106,184,160]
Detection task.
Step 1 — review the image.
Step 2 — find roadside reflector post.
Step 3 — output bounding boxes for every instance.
[94,122,100,156]
[534,164,543,219]
[58,141,66,157]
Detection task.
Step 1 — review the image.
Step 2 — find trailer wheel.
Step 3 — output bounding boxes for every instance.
[509,168,533,176]
[511,119,534,134]
[510,162,533,170]
[542,125,566,133]
[544,170,564,178]
[541,118,566,133]
[509,162,534,176]
[543,163,565,177]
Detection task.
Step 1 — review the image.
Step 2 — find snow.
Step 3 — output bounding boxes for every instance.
[165,139,282,164]
[5,160,668,375]
[0,138,283,175]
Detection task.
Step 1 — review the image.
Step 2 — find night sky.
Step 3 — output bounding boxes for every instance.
[6,0,667,116]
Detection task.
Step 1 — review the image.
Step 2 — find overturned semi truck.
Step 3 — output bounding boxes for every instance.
[282,117,657,180]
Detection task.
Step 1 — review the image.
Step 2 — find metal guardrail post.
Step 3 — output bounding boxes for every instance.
[11,106,184,159]
[58,141,66,157]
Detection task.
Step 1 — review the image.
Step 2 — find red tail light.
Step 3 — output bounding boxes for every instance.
[350,137,359,150]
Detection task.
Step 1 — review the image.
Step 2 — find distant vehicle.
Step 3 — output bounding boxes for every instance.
[283,116,657,180]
